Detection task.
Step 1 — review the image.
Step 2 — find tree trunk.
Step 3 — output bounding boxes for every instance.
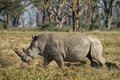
[104,16,112,30]
[107,16,112,30]
[72,10,76,31]
[104,0,117,30]
[13,17,19,27]
[72,10,79,32]
[108,0,117,30]
[42,10,45,24]
[89,11,97,30]
[6,14,10,28]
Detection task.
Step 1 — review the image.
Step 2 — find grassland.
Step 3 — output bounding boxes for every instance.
[0,30,120,80]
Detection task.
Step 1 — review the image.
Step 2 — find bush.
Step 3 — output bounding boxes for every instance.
[111,20,120,30]
[40,22,56,30]
[116,21,120,28]
[0,22,4,29]
[0,56,19,68]
[0,22,9,29]
[40,22,72,32]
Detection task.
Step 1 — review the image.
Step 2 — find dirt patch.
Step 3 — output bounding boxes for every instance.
[0,56,19,68]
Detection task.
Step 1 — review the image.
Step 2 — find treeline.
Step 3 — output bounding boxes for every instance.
[0,0,120,31]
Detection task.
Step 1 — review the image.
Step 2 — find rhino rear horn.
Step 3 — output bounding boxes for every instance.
[11,47,24,58]
[22,48,27,53]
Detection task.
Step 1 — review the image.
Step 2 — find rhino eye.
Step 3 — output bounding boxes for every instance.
[25,50,32,56]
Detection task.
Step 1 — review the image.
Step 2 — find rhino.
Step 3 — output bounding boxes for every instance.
[12,33,105,68]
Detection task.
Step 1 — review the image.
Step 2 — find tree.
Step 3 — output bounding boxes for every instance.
[34,0,68,28]
[88,0,98,30]
[33,0,50,24]
[99,0,117,30]
[0,1,23,27]
[66,0,89,31]
[115,1,120,20]
[48,0,67,27]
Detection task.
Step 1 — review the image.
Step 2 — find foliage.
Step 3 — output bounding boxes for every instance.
[111,20,120,29]
[0,1,23,27]
[0,22,4,29]
[99,0,119,30]
[0,22,9,29]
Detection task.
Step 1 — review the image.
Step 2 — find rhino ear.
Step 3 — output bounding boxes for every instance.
[31,35,38,41]
[22,48,27,53]
[32,35,34,39]
[34,36,39,41]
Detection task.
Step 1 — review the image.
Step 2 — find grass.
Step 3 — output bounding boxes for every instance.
[0,30,120,80]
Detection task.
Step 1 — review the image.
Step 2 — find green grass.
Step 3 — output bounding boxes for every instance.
[0,30,120,80]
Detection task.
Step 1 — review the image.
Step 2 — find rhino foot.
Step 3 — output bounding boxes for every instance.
[53,55,64,68]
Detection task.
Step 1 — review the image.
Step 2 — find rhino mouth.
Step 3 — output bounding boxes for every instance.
[11,47,33,63]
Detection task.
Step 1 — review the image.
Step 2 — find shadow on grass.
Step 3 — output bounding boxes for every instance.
[105,62,120,70]
[65,60,88,67]
[65,61,120,70]
[0,56,19,68]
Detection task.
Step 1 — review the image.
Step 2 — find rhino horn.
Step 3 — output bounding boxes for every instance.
[11,47,24,58]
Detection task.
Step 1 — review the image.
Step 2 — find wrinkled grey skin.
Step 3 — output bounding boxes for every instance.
[12,33,105,68]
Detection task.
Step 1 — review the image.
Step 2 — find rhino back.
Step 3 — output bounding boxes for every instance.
[63,35,90,62]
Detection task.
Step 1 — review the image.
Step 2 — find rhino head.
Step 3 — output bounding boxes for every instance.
[12,35,41,63]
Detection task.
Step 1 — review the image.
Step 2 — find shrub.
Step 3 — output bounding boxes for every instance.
[111,20,120,30]
[0,22,4,29]
[40,22,72,32]
[0,22,9,29]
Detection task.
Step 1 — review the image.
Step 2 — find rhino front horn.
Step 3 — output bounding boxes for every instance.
[11,47,24,58]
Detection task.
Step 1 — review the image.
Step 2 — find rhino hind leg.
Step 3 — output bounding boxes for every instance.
[94,56,105,66]
[53,55,64,68]
[87,52,98,67]
[90,45,105,67]
[87,48,105,67]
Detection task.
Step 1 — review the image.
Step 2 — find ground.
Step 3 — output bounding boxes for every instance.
[0,30,120,80]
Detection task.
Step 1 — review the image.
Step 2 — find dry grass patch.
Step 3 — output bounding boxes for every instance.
[0,30,120,80]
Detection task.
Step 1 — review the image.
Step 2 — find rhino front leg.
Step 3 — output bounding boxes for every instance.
[87,52,98,67]
[53,55,64,68]
[43,58,53,66]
